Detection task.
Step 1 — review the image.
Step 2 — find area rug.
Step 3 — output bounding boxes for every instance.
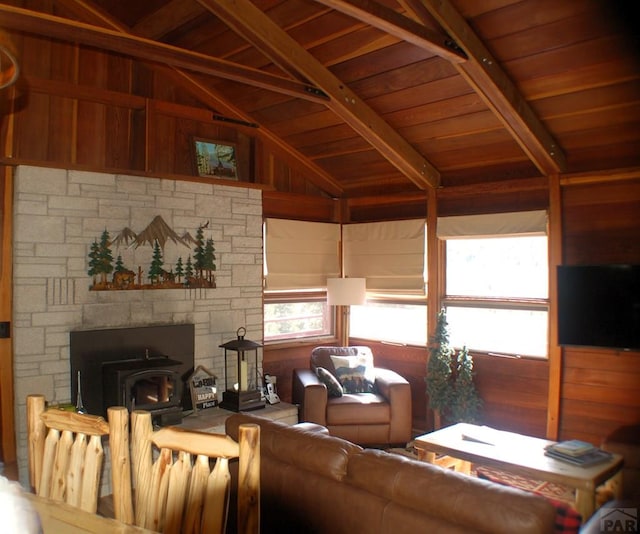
[386,446,576,504]
[475,466,575,504]
[475,466,582,534]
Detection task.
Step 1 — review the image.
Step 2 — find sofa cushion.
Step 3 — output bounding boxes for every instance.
[346,449,557,534]
[316,366,343,397]
[330,354,375,393]
[226,412,362,481]
[326,393,390,425]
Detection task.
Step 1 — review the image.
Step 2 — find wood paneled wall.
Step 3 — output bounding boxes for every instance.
[265,179,640,440]
[1,32,639,450]
[558,179,640,445]
[264,339,551,438]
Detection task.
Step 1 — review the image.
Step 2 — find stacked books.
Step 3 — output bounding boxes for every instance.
[544,439,613,467]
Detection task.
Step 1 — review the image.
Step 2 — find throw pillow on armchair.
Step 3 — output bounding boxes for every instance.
[316,367,343,397]
[329,354,375,393]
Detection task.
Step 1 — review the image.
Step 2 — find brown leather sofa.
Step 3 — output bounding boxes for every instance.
[226,413,557,534]
[292,345,412,446]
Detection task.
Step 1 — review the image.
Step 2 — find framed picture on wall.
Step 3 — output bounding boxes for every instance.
[193,138,238,180]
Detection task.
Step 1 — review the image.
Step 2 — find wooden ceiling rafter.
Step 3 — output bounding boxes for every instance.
[319,0,566,176]
[312,0,467,63]
[197,0,440,190]
[130,0,209,40]
[408,0,567,175]
[55,0,345,198]
[0,3,328,103]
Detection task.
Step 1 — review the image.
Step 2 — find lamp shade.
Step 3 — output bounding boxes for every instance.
[327,278,366,306]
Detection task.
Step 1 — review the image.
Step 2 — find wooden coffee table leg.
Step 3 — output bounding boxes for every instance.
[605,469,623,500]
[417,449,436,463]
[456,460,471,475]
[577,468,624,521]
[415,448,471,474]
[575,488,596,521]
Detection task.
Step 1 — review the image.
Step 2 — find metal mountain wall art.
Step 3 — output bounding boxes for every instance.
[88,215,216,290]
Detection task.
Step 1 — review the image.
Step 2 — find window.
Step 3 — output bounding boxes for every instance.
[263,219,339,342]
[443,234,549,358]
[345,219,428,345]
[350,300,427,345]
[264,297,332,342]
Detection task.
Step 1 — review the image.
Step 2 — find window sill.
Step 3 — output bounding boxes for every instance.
[264,335,338,350]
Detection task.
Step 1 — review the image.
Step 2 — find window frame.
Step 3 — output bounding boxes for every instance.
[441,234,550,359]
[263,290,336,345]
[346,288,428,346]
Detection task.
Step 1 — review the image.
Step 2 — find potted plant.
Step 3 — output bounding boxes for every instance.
[450,345,482,424]
[426,309,454,429]
[426,309,482,428]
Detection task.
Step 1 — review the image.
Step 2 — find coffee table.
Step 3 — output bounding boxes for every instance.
[413,423,623,520]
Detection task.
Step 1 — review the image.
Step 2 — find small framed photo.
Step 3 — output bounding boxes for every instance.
[193,138,238,179]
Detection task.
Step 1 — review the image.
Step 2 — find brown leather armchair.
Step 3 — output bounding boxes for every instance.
[292,346,412,446]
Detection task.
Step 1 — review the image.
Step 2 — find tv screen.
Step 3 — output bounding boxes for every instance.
[557,264,640,351]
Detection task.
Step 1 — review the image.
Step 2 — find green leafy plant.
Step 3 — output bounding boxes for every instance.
[426,309,454,419]
[450,345,482,424]
[426,309,482,427]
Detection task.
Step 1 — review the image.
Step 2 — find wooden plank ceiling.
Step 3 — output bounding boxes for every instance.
[1,0,638,199]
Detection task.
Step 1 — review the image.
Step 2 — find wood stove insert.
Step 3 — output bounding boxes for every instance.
[70,324,194,425]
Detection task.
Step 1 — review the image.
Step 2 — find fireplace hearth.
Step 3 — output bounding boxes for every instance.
[70,324,195,425]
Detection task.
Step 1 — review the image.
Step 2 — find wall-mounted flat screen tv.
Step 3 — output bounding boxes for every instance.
[557,264,640,351]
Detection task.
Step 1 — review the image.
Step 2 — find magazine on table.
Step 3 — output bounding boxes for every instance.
[546,439,596,457]
[544,447,613,467]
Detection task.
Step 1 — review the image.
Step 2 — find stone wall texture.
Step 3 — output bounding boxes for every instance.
[12,166,263,487]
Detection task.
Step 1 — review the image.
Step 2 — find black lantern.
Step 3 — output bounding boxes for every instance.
[219,327,265,412]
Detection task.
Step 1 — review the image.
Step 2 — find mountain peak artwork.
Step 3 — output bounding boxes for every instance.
[88,217,216,290]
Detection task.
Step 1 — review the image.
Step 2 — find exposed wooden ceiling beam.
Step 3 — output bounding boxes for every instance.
[312,0,466,63]
[0,3,328,103]
[197,0,440,190]
[53,0,345,198]
[406,0,566,175]
[52,0,129,30]
[131,0,208,40]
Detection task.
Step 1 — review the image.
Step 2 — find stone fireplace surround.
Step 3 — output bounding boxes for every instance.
[12,165,263,488]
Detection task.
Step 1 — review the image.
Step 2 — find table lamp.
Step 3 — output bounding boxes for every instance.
[327,278,366,346]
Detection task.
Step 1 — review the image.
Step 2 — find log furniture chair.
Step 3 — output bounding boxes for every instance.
[292,345,412,446]
[26,394,134,524]
[130,409,260,534]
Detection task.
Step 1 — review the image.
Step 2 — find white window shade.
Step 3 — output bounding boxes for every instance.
[343,219,426,293]
[437,210,547,238]
[264,218,340,290]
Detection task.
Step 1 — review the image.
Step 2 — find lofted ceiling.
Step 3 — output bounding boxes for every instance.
[1,0,639,199]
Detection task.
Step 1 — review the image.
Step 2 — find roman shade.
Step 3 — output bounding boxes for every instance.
[264,218,340,290]
[343,219,426,293]
[437,210,547,238]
